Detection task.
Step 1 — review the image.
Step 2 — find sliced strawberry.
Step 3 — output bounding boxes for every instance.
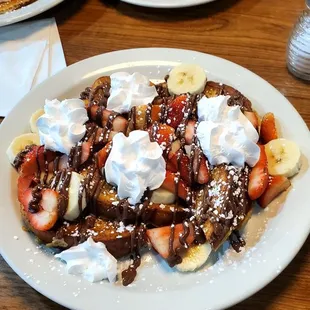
[24,189,59,231]
[146,223,195,259]
[89,105,128,133]
[19,147,38,176]
[151,104,162,123]
[260,112,278,143]
[166,95,188,129]
[161,171,191,201]
[96,141,112,169]
[167,152,191,184]
[184,120,196,145]
[148,123,175,151]
[81,141,92,164]
[258,175,291,208]
[112,115,128,133]
[248,145,269,200]
[19,146,57,177]
[197,156,209,185]
[17,175,35,203]
[244,111,259,131]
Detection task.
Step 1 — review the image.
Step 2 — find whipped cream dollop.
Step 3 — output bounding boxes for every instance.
[104,130,166,204]
[55,237,117,283]
[107,72,158,113]
[196,95,260,167]
[37,99,88,155]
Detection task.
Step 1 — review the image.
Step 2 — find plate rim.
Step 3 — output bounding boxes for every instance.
[120,0,216,8]
[0,0,64,27]
[0,48,310,310]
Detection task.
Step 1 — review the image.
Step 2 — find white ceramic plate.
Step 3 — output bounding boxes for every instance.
[121,0,216,8]
[0,0,64,27]
[0,48,310,310]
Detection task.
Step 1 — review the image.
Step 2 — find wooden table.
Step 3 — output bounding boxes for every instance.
[1,0,309,309]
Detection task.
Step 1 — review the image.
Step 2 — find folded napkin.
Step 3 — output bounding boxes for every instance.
[0,18,67,116]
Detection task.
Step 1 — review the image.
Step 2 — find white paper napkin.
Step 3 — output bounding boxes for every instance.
[0,18,67,116]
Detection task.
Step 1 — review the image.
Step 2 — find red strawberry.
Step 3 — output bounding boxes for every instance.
[81,141,92,164]
[148,123,175,151]
[24,189,59,231]
[146,223,195,260]
[112,115,128,133]
[89,105,128,133]
[184,120,196,145]
[166,95,188,129]
[260,112,278,143]
[248,145,269,200]
[244,111,259,131]
[197,156,209,185]
[151,104,162,124]
[19,147,38,176]
[167,151,191,184]
[96,141,112,169]
[161,171,191,201]
[19,146,57,177]
[17,175,35,203]
[258,175,291,208]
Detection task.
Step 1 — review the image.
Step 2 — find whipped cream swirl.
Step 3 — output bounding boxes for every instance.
[107,72,158,113]
[55,237,117,283]
[104,130,166,204]
[197,95,260,167]
[37,99,88,155]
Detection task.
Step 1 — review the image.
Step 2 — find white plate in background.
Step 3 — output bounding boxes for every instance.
[0,48,309,310]
[0,0,64,27]
[121,0,216,8]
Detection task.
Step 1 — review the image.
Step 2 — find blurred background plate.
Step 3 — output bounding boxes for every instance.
[0,0,64,27]
[121,0,216,8]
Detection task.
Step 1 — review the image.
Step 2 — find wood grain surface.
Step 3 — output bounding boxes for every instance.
[1,0,310,309]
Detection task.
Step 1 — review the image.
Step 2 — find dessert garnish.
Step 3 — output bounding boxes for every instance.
[7,64,302,286]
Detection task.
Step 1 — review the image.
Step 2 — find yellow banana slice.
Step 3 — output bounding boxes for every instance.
[265,138,301,178]
[167,64,207,95]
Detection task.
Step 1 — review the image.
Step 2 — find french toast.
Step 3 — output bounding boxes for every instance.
[204,81,252,112]
[194,164,252,250]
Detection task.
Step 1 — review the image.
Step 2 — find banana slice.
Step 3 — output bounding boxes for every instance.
[167,64,207,95]
[29,109,44,133]
[175,243,212,272]
[151,188,176,204]
[6,133,41,165]
[64,172,87,221]
[265,138,301,178]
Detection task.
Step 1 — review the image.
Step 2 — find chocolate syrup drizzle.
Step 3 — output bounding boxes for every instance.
[17,79,252,286]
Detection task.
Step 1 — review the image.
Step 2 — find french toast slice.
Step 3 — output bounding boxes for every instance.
[21,203,143,258]
[203,81,252,112]
[194,164,252,250]
[95,179,189,227]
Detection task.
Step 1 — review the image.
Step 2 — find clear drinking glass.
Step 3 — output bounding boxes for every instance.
[287,2,310,81]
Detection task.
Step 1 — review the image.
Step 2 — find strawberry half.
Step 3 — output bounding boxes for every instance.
[248,145,269,200]
[19,146,57,177]
[260,112,278,143]
[148,123,175,151]
[166,95,188,129]
[258,175,291,208]
[184,120,196,145]
[17,175,36,203]
[161,171,191,201]
[167,151,191,184]
[23,188,59,231]
[146,223,195,260]
[96,141,112,169]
